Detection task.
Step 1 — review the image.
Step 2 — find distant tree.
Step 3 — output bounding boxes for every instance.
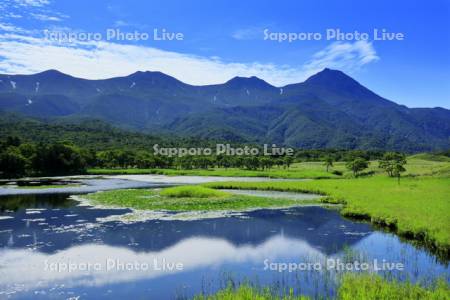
[283,156,294,169]
[115,150,135,168]
[18,143,37,171]
[0,147,27,178]
[379,152,407,183]
[18,143,37,159]
[346,158,369,177]
[33,143,86,175]
[392,162,407,184]
[175,156,194,170]
[258,157,271,170]
[193,156,213,169]
[345,150,370,161]
[233,157,245,169]
[154,155,172,168]
[96,150,118,168]
[243,156,260,170]
[135,151,156,168]
[271,157,282,168]
[79,148,97,167]
[217,155,232,169]
[324,156,334,172]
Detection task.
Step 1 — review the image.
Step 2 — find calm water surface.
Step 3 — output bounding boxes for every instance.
[0,190,448,299]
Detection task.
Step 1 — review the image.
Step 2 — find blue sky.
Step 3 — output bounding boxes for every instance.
[0,0,449,108]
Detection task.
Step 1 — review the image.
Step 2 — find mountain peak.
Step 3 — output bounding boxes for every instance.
[298,68,395,107]
[305,68,358,85]
[225,76,274,89]
[128,70,176,79]
[35,69,71,77]
[126,70,185,85]
[128,70,159,77]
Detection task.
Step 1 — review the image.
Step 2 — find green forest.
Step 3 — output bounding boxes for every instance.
[1,114,448,179]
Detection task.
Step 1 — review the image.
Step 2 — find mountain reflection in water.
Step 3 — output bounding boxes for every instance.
[0,193,448,299]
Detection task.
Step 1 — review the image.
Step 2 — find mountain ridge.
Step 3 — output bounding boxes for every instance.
[0,68,448,151]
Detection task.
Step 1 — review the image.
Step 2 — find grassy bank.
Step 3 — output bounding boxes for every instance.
[159,186,229,198]
[194,285,308,300]
[87,158,450,179]
[337,274,449,300]
[204,176,450,257]
[84,186,320,211]
[193,275,449,299]
[87,165,337,179]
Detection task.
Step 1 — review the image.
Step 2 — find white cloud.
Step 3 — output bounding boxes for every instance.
[30,12,62,21]
[0,22,34,34]
[0,23,21,32]
[232,27,264,40]
[114,20,129,27]
[112,20,147,30]
[1,0,66,23]
[14,0,50,7]
[0,30,378,86]
[302,41,379,77]
[4,12,23,18]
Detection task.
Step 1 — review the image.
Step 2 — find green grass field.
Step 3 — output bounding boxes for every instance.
[87,157,450,179]
[194,284,309,300]
[193,275,449,300]
[204,176,450,256]
[159,186,229,198]
[337,274,449,300]
[84,186,320,211]
[87,164,337,179]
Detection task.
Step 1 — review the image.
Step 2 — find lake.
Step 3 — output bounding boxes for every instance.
[0,176,448,299]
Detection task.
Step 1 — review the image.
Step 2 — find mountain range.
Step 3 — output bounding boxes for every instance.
[0,68,449,151]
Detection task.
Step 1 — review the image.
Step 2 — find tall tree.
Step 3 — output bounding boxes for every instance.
[379,152,407,183]
[324,156,334,172]
[346,158,369,177]
[283,156,294,169]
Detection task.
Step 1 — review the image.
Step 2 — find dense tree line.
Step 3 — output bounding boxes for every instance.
[0,114,410,160]
[0,132,417,180]
[0,114,444,180]
[0,136,296,178]
[294,149,386,162]
[0,137,86,178]
[0,113,236,152]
